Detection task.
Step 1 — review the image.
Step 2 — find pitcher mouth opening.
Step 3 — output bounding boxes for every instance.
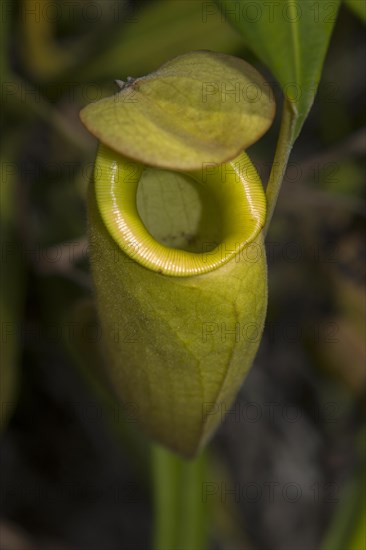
[95,144,266,277]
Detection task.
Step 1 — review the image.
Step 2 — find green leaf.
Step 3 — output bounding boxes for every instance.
[216,0,341,141]
[344,0,366,22]
[80,51,275,170]
[321,428,366,550]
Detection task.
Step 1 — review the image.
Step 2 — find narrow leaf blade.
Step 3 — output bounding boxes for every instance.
[216,0,341,140]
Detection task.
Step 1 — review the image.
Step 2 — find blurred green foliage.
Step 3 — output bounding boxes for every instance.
[0,1,365,549]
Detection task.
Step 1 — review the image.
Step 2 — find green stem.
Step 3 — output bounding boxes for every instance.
[320,427,366,550]
[152,445,209,550]
[264,99,296,235]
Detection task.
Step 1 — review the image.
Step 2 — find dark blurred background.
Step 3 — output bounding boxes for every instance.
[1,1,365,549]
